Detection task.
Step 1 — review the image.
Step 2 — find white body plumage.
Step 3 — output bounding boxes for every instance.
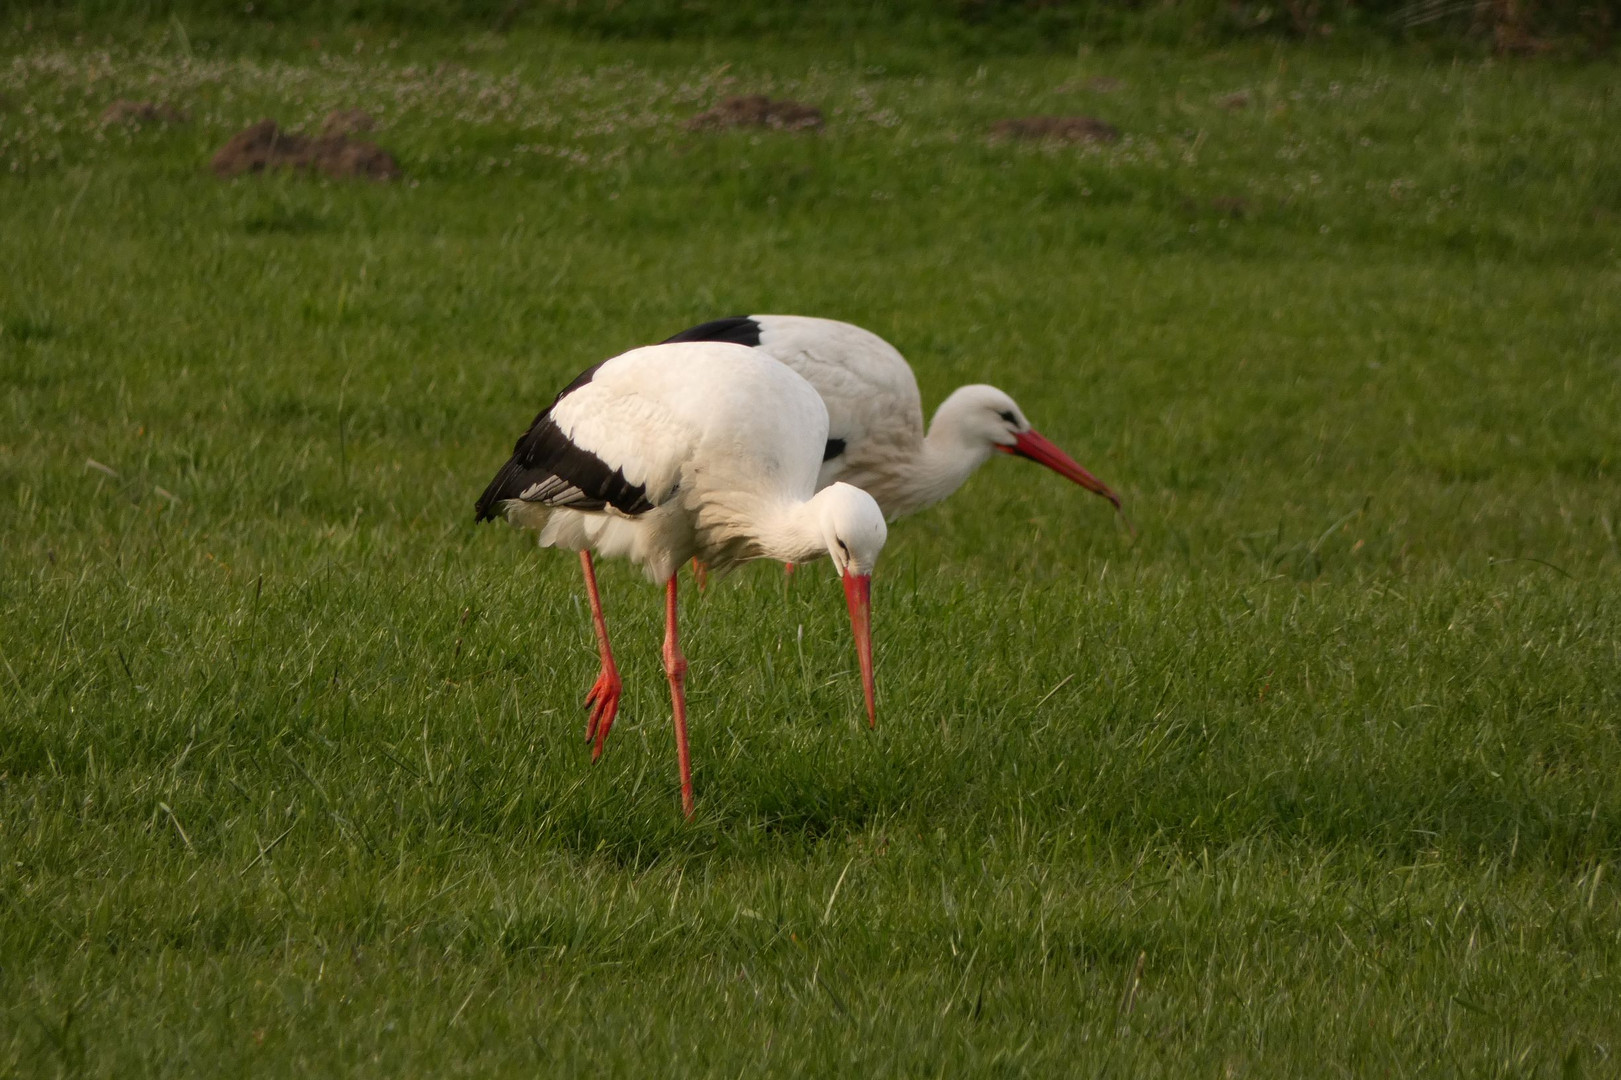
[661,315,1124,522]
[482,340,887,583]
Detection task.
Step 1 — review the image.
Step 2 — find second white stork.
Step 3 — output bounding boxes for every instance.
[661,315,1127,525]
[475,340,888,819]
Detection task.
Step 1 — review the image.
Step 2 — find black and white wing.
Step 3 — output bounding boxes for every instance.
[476,359,673,522]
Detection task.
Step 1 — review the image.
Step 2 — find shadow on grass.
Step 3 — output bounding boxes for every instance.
[517,750,925,868]
[1,313,58,343]
[240,206,332,235]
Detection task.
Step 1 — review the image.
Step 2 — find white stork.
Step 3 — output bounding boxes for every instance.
[661,315,1126,524]
[475,341,888,819]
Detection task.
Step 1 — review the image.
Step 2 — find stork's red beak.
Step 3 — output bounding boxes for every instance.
[841,570,876,729]
[1002,429,1127,517]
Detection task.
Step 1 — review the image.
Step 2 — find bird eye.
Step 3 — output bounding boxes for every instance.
[997,410,1017,425]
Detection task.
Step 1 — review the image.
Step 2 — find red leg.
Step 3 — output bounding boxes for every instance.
[579,550,622,760]
[690,557,709,592]
[663,575,694,820]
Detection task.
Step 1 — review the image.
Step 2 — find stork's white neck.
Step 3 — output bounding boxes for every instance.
[876,411,997,519]
[746,499,830,566]
[706,483,885,574]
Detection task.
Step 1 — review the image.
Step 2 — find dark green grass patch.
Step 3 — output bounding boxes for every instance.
[2,19,1620,1078]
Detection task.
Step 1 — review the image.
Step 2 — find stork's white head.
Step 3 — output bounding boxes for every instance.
[930,384,1033,453]
[809,481,886,729]
[930,384,1124,514]
[813,482,888,576]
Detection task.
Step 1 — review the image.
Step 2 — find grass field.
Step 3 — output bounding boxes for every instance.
[3,13,1621,1076]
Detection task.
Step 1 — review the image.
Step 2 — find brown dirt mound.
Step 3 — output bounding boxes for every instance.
[990,116,1120,144]
[101,99,189,126]
[211,119,400,181]
[320,108,377,138]
[1180,195,1253,219]
[685,95,823,133]
[1217,91,1252,111]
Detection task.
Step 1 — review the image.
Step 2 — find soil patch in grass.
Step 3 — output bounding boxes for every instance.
[990,115,1120,143]
[319,107,377,138]
[685,95,824,132]
[100,99,188,126]
[211,118,400,181]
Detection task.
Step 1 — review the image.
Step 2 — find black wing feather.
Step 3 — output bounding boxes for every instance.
[475,361,655,522]
[660,316,763,348]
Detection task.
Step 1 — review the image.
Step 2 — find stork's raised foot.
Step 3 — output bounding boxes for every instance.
[584,665,622,760]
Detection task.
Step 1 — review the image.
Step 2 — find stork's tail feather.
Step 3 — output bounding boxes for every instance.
[475,457,526,522]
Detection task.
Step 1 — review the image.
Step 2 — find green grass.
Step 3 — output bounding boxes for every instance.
[3,16,1621,1077]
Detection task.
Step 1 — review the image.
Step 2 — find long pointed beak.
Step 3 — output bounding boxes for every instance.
[841,570,876,729]
[1001,429,1122,512]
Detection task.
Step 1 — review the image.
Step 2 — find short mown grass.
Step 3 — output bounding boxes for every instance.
[2,14,1619,1077]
